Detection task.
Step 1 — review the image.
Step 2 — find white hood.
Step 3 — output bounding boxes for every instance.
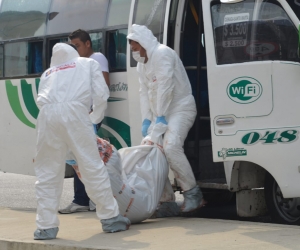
[50,43,79,67]
[127,24,159,59]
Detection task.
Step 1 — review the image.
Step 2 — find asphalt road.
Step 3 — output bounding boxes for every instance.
[0,171,184,211]
[0,171,73,211]
[0,171,272,224]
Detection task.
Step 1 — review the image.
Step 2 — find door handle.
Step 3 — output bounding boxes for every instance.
[216,118,235,125]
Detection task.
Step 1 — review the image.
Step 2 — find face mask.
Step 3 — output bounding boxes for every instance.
[132,51,145,63]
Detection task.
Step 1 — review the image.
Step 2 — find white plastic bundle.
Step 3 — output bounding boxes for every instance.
[72,123,172,223]
[109,123,170,223]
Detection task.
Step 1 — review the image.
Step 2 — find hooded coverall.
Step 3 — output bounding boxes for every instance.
[34,43,119,229]
[127,25,197,192]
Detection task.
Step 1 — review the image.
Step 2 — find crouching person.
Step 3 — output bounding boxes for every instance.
[33,43,130,240]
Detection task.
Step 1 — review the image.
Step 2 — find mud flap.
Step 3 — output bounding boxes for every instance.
[236,189,268,217]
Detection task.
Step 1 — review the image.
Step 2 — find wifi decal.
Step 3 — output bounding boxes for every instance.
[227,77,262,104]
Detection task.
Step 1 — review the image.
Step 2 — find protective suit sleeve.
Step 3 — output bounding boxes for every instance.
[36,73,48,109]
[138,68,152,121]
[89,60,110,124]
[155,49,175,117]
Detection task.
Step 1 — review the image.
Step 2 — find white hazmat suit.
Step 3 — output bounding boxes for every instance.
[34,43,120,231]
[127,25,198,192]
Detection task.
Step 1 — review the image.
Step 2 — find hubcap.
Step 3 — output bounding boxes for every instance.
[272,181,300,222]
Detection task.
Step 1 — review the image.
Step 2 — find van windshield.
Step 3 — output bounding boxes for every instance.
[211,0,299,65]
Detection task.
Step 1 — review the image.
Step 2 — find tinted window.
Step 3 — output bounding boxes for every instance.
[5,42,28,77]
[107,0,131,26]
[0,0,50,40]
[47,0,109,35]
[167,0,179,49]
[287,0,300,19]
[211,0,299,64]
[28,41,43,74]
[47,37,68,68]
[90,32,103,53]
[0,45,3,77]
[133,0,167,42]
[131,0,167,67]
[107,29,127,71]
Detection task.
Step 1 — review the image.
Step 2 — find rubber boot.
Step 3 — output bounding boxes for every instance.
[101,214,131,233]
[153,201,180,218]
[181,186,203,212]
[34,227,59,240]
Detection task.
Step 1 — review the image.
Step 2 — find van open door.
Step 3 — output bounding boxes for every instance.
[202,0,300,224]
[204,1,299,165]
[204,0,300,202]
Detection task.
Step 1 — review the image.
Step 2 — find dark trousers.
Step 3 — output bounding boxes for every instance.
[72,122,102,206]
[72,169,90,206]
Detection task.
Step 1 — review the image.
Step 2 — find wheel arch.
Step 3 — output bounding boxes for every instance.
[228,160,276,192]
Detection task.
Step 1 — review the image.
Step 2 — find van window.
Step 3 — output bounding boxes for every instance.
[0,46,3,77]
[107,29,128,71]
[4,42,28,77]
[90,32,103,53]
[47,0,109,36]
[47,37,68,68]
[107,0,131,26]
[28,41,43,74]
[130,0,167,67]
[167,0,179,49]
[0,0,50,40]
[287,0,300,20]
[211,0,299,65]
[133,0,167,43]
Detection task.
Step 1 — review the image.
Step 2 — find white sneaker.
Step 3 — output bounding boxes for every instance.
[58,202,89,214]
[89,200,96,211]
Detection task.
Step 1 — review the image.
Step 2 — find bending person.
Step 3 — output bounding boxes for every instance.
[127,24,205,212]
[34,43,130,240]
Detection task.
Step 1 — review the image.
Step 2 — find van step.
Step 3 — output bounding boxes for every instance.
[197,178,228,190]
[172,179,228,192]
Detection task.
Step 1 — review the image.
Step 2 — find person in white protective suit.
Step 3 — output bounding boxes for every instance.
[127,24,206,213]
[34,43,130,240]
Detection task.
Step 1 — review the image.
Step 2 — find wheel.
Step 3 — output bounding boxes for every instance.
[264,172,300,225]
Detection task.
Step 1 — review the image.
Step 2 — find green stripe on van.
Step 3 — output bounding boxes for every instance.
[21,79,39,119]
[97,127,122,149]
[35,78,40,93]
[5,80,35,128]
[101,116,131,147]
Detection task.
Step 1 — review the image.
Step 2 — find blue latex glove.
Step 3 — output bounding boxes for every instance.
[142,119,151,137]
[93,124,97,134]
[156,116,168,125]
[93,122,102,134]
[66,159,77,166]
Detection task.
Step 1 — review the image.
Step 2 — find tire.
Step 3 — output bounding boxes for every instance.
[264,172,300,225]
